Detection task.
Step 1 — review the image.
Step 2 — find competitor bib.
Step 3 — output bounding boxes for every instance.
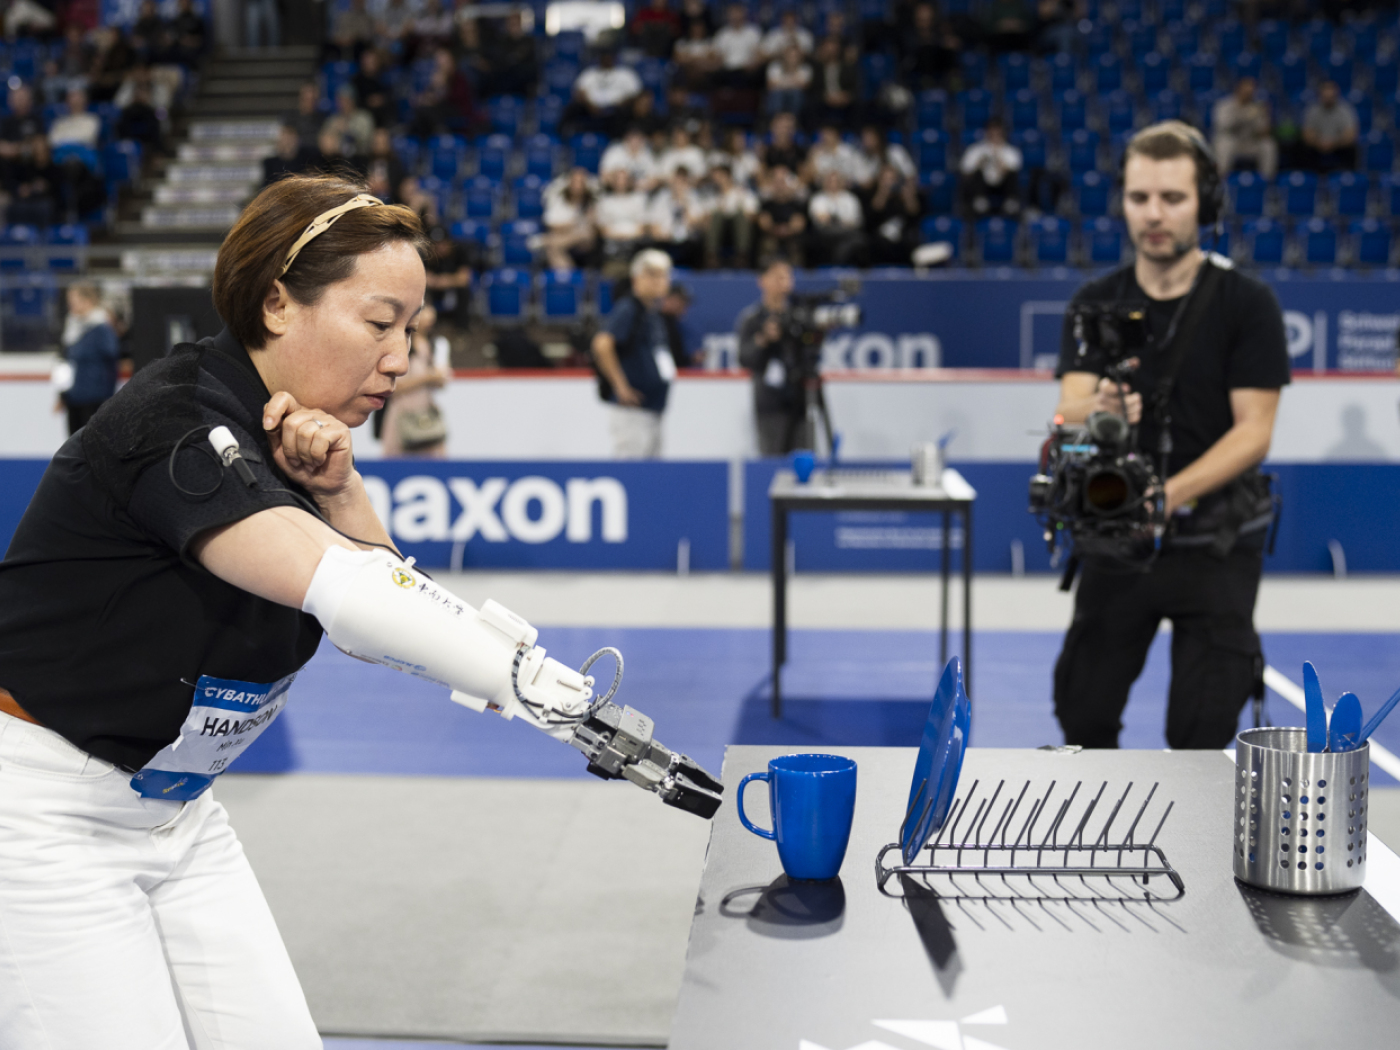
[130,673,296,801]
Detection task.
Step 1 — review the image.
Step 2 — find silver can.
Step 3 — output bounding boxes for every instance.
[911,443,943,487]
[1233,727,1370,896]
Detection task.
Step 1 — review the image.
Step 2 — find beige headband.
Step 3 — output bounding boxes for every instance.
[279,193,384,278]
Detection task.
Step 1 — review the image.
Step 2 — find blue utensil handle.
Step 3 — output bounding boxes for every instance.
[1360,683,1400,744]
[737,772,776,840]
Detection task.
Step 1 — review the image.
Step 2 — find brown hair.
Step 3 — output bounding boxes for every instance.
[1123,120,1208,182]
[212,174,431,349]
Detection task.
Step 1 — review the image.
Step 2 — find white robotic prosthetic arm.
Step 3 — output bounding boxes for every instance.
[301,547,591,740]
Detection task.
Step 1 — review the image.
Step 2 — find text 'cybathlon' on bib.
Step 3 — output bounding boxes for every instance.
[129,673,296,801]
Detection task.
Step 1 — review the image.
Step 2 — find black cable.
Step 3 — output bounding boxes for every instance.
[168,425,224,500]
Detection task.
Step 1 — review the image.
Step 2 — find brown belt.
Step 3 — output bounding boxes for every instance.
[0,688,40,726]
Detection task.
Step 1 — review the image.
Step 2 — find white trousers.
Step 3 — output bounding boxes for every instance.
[608,404,663,459]
[0,712,321,1050]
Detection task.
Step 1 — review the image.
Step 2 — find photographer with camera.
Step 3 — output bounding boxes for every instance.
[737,260,804,456]
[1051,121,1290,751]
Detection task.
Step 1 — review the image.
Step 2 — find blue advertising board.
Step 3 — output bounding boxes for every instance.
[683,270,1400,374]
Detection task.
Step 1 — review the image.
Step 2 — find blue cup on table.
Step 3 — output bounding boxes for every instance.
[791,450,816,484]
[737,754,857,881]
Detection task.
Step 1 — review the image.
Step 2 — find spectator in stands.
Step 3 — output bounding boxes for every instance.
[591,249,675,459]
[711,3,765,88]
[130,1,170,65]
[480,13,538,98]
[1212,78,1278,181]
[1033,0,1078,53]
[375,0,415,48]
[647,167,708,268]
[5,0,55,38]
[765,44,811,118]
[633,0,682,58]
[117,82,162,150]
[851,125,916,195]
[0,85,42,160]
[762,10,814,61]
[677,0,714,39]
[806,124,860,186]
[44,25,95,104]
[5,135,60,226]
[364,128,407,202]
[959,117,1022,217]
[630,89,667,137]
[541,167,598,270]
[704,162,758,267]
[381,303,451,457]
[759,112,807,189]
[808,170,866,266]
[432,46,479,132]
[899,4,961,90]
[49,87,100,152]
[810,36,859,129]
[171,0,207,67]
[1301,81,1358,173]
[657,124,707,181]
[87,27,135,104]
[323,84,374,156]
[567,47,644,139]
[354,49,393,128]
[246,0,281,48]
[982,0,1035,52]
[115,63,174,115]
[710,126,761,187]
[411,0,456,60]
[424,224,473,329]
[601,126,660,190]
[757,165,807,265]
[736,259,806,454]
[597,168,653,274]
[865,163,922,264]
[263,123,315,184]
[58,282,120,435]
[328,0,375,61]
[674,21,720,93]
[287,82,323,150]
[316,126,364,179]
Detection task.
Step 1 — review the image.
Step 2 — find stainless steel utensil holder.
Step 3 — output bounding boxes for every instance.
[1234,727,1370,896]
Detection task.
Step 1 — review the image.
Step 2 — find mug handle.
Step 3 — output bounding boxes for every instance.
[737,772,776,840]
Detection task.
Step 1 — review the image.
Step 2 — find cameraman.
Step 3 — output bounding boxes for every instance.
[736,259,805,455]
[1052,121,1290,751]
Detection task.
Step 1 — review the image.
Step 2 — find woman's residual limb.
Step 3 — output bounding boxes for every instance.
[300,547,724,819]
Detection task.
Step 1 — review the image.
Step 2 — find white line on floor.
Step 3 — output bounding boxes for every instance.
[1263,665,1400,781]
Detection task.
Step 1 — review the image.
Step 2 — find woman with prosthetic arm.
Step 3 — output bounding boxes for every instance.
[0,175,718,1050]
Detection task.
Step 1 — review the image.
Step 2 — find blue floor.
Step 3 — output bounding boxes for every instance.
[233,628,1400,788]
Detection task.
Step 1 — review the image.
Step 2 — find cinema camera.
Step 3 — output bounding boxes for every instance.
[779,281,863,455]
[1028,301,1168,579]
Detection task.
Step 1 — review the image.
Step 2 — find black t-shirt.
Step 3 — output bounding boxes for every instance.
[0,330,323,770]
[1055,255,1291,476]
[761,197,804,228]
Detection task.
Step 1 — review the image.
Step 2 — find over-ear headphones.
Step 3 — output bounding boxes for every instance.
[1117,121,1224,229]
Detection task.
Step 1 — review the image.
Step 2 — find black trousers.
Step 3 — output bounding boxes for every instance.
[1053,544,1264,750]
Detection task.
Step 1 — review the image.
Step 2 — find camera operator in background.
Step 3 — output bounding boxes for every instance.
[1052,121,1290,752]
[736,259,805,456]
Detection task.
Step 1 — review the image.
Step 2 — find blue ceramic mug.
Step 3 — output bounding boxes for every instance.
[737,754,857,881]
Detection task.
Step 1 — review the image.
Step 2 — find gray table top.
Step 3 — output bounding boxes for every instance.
[670,745,1400,1050]
[769,468,977,505]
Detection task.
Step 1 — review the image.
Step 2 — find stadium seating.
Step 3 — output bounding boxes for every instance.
[1228,171,1267,218]
[513,175,545,220]
[976,218,1018,265]
[481,267,530,320]
[1281,171,1319,218]
[499,220,539,266]
[1351,219,1392,267]
[1330,172,1369,219]
[1243,218,1285,265]
[922,171,955,215]
[477,134,512,180]
[1074,171,1110,217]
[540,268,586,319]
[1300,217,1337,266]
[1083,217,1124,265]
[920,216,962,262]
[1031,216,1071,265]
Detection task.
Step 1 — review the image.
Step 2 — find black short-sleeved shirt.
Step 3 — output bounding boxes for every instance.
[0,330,323,771]
[1055,255,1291,476]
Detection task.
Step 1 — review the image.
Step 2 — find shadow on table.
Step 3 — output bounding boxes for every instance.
[720,875,846,939]
[732,676,931,748]
[900,874,963,997]
[1238,881,1400,975]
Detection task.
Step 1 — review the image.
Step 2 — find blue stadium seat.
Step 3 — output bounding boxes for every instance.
[1105,91,1135,135]
[322,60,355,99]
[462,175,499,220]
[1228,171,1266,217]
[523,134,557,179]
[914,128,948,173]
[45,224,88,272]
[481,267,530,320]
[1363,130,1395,175]
[1384,174,1400,216]
[1,273,55,351]
[1330,172,1369,218]
[861,54,894,99]
[1094,53,1123,93]
[1193,90,1224,136]
[417,176,454,220]
[1074,171,1110,217]
[1066,128,1100,174]
[1346,89,1373,135]
[1349,20,1380,64]
[1168,21,1200,60]
[427,134,468,180]
[540,268,585,319]
[1009,89,1039,134]
[975,218,1018,265]
[1229,51,1262,81]
[1159,0,1186,19]
[1374,56,1399,96]
[552,30,585,61]
[1302,19,1333,63]
[1277,52,1308,94]
[450,220,492,250]
[1058,90,1087,132]
[921,171,956,215]
[1281,170,1319,217]
[1204,223,1231,257]
[102,140,141,195]
[513,174,545,219]
[52,143,99,172]
[1257,20,1289,60]
[570,133,604,174]
[1047,52,1077,93]
[1151,89,1184,123]
[1351,218,1392,266]
[1188,53,1217,93]
[536,94,565,135]
[1216,19,1245,57]
[1122,19,1157,58]
[1139,52,1170,95]
[999,52,1031,93]
[959,89,993,132]
[919,215,963,261]
[1080,23,1114,58]
[916,89,948,130]
[391,134,422,173]
[476,134,512,180]
[960,51,988,90]
[1013,129,1047,171]
[1300,217,1337,265]
[635,57,668,94]
[488,96,524,138]
[1243,218,1284,265]
[1323,52,1354,94]
[0,225,41,271]
[1031,216,1070,264]
[544,62,577,96]
[1083,217,1124,265]
[499,220,539,266]
[595,273,616,316]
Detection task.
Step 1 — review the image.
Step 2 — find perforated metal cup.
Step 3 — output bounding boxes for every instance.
[1233,728,1370,896]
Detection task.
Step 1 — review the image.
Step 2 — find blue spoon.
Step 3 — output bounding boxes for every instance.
[1356,683,1400,750]
[1303,661,1327,753]
[1328,692,1362,753]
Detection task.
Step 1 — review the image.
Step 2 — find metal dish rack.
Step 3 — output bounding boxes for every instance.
[876,777,1185,901]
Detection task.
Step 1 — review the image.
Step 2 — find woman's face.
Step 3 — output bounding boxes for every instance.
[263,241,426,426]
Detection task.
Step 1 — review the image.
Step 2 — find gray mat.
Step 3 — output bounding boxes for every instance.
[216,774,710,1046]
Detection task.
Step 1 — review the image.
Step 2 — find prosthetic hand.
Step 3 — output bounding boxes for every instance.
[302,547,723,818]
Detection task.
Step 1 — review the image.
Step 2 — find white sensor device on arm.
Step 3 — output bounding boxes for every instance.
[300,547,593,740]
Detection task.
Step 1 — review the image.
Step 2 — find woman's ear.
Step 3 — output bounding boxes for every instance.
[262,279,292,337]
